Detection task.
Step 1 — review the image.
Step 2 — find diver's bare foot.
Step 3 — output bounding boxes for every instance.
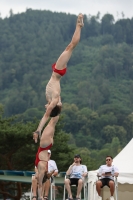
[77,13,84,27]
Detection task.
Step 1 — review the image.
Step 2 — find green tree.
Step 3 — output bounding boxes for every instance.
[124,113,133,140]
[101,14,114,35]
[101,125,127,144]
[110,137,121,157]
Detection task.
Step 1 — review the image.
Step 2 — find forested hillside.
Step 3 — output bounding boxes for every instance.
[0,9,133,153]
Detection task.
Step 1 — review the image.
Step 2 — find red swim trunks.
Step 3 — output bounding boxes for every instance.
[52,63,67,76]
[35,143,52,168]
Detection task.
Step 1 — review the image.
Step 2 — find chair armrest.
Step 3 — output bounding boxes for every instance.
[65,175,70,179]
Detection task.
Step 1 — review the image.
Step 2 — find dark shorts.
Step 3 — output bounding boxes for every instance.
[69,178,80,186]
[100,178,114,188]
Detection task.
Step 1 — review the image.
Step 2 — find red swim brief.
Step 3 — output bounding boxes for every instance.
[35,143,52,167]
[52,63,67,76]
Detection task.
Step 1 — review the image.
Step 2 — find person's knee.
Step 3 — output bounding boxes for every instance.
[66,43,74,51]
[78,179,83,186]
[109,181,114,187]
[38,173,45,187]
[96,180,102,187]
[32,176,37,184]
[38,179,42,188]
[65,178,70,185]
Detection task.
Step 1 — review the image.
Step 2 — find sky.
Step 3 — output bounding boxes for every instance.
[0,0,133,20]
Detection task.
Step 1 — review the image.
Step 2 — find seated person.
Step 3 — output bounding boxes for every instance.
[32,150,58,200]
[96,155,119,200]
[64,154,88,200]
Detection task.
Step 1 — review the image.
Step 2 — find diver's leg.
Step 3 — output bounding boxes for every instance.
[55,13,84,70]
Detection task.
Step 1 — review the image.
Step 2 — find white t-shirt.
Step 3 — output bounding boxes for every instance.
[98,165,119,180]
[69,164,87,179]
[48,160,58,173]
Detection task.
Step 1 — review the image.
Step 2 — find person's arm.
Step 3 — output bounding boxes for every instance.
[52,171,58,177]
[97,166,103,176]
[46,97,59,116]
[52,161,58,177]
[66,163,75,175]
[57,96,62,107]
[38,99,58,130]
[82,165,88,177]
[114,166,119,177]
[114,172,119,177]
[33,98,59,142]
[82,172,88,177]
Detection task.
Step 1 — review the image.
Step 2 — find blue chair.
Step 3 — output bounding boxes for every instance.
[5,170,24,176]
[24,171,34,177]
[0,170,4,175]
[59,172,66,177]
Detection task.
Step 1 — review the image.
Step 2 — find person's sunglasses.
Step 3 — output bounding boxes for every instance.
[106,159,111,161]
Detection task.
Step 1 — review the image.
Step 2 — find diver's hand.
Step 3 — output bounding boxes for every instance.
[33,131,40,143]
